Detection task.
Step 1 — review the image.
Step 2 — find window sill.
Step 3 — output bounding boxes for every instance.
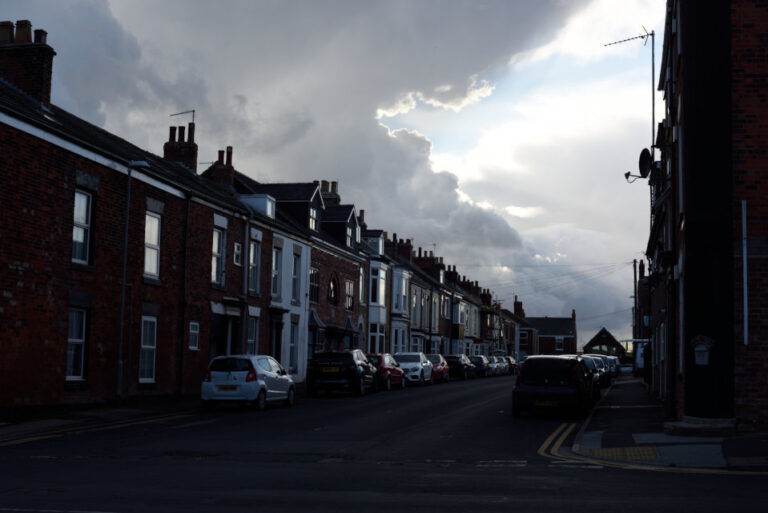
[188,346,199,352]
[143,276,161,286]
[138,381,157,391]
[248,291,261,298]
[71,262,94,272]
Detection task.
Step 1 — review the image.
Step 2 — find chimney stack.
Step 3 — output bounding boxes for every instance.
[217,150,224,164]
[163,121,198,172]
[0,20,56,105]
[202,147,235,186]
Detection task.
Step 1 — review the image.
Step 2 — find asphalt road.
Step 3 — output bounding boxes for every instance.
[0,376,764,512]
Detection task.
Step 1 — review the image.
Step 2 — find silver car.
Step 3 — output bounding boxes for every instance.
[201,354,295,410]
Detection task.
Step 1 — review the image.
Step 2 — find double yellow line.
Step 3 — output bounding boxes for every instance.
[537,423,577,460]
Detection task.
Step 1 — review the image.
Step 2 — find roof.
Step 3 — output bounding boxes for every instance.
[0,78,245,213]
[322,205,355,223]
[584,327,625,354]
[241,182,320,202]
[525,317,575,337]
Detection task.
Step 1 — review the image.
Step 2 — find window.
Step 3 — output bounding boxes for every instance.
[189,322,199,350]
[520,331,529,347]
[356,225,361,243]
[370,269,378,304]
[394,276,401,310]
[289,319,299,373]
[328,278,338,305]
[67,309,86,379]
[309,268,320,303]
[402,278,409,313]
[139,316,157,382]
[309,207,318,231]
[555,336,564,352]
[247,317,258,355]
[369,323,384,353]
[72,190,91,263]
[233,242,242,266]
[291,254,301,303]
[144,212,161,277]
[359,267,365,305]
[211,228,225,284]
[345,280,354,311]
[248,241,260,294]
[271,247,281,297]
[346,225,352,247]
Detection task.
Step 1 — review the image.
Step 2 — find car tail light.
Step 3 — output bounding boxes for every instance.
[246,369,258,382]
[204,370,212,382]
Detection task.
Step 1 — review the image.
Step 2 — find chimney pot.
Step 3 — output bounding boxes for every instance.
[168,126,177,143]
[0,21,14,43]
[359,209,365,222]
[418,247,422,257]
[177,125,186,143]
[331,181,338,194]
[226,146,233,167]
[321,180,329,192]
[187,122,195,143]
[217,150,224,164]
[14,20,31,43]
[33,29,46,44]
[393,233,397,242]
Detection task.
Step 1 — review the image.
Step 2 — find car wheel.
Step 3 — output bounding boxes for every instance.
[400,375,407,389]
[254,390,266,411]
[370,375,378,394]
[385,376,392,391]
[285,387,295,407]
[444,373,449,383]
[419,372,425,386]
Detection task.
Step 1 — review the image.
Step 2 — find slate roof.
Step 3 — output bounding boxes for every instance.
[584,327,622,349]
[322,205,354,223]
[239,181,319,202]
[525,316,575,336]
[0,78,245,213]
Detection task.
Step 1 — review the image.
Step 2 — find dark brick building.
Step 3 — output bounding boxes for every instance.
[637,0,768,428]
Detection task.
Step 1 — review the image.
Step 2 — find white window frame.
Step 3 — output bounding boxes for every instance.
[309,207,318,231]
[233,242,242,266]
[289,319,299,373]
[72,190,91,264]
[370,268,379,304]
[359,267,365,305]
[144,212,161,277]
[248,240,261,294]
[345,279,354,311]
[291,253,301,303]
[189,322,199,351]
[271,247,282,297]
[247,317,259,355]
[139,316,157,383]
[67,308,86,380]
[212,228,225,285]
[346,225,352,247]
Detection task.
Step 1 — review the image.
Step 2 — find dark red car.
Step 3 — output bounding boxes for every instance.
[427,354,450,383]
[367,353,406,391]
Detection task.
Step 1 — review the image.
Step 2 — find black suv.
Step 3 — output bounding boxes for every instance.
[444,354,476,380]
[512,355,594,417]
[307,349,377,396]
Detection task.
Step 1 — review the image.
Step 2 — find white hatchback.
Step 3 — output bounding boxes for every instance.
[394,352,433,385]
[201,355,295,410]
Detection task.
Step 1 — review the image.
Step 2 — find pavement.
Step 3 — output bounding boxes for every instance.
[568,376,768,473]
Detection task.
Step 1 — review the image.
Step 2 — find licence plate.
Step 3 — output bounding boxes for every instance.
[535,400,559,407]
[218,385,238,391]
[322,367,340,373]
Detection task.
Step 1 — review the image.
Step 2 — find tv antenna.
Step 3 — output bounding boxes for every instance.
[170,109,196,122]
[605,27,656,160]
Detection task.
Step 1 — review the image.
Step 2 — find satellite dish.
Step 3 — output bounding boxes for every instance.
[638,148,652,178]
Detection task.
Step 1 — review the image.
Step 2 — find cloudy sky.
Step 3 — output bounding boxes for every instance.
[7,0,666,345]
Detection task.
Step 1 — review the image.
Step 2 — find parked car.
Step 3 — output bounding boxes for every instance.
[504,356,518,375]
[395,352,433,385]
[512,355,594,417]
[367,352,406,391]
[445,354,476,380]
[201,354,295,410]
[469,355,491,377]
[608,356,621,377]
[493,356,510,375]
[427,354,450,383]
[583,354,610,387]
[307,350,377,396]
[580,354,603,400]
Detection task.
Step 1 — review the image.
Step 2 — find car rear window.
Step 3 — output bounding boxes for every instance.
[368,355,381,365]
[427,355,441,364]
[209,357,252,372]
[520,359,576,386]
[397,354,419,363]
[470,356,485,364]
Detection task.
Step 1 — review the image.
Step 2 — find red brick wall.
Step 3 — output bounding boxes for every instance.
[731,1,768,428]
